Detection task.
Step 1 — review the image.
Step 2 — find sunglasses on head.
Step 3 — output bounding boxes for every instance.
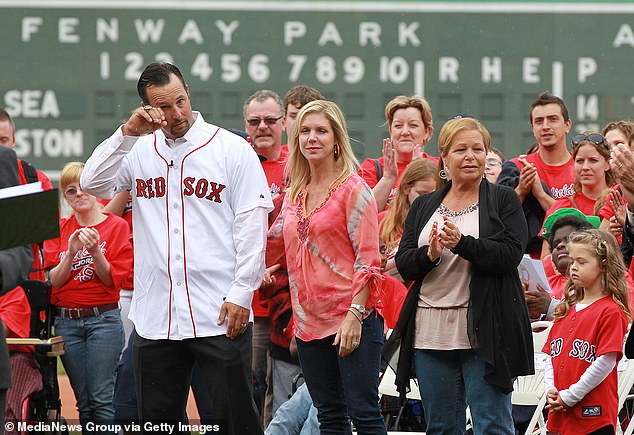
[246,115,283,127]
[450,113,475,120]
[571,133,607,148]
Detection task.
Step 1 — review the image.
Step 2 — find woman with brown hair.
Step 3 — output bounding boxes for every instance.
[358,95,436,210]
[541,132,622,256]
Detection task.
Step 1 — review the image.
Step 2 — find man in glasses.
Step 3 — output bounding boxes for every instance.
[82,62,272,435]
[241,90,288,423]
[497,91,575,257]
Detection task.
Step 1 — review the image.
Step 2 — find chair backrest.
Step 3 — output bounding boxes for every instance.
[19,280,53,340]
[531,320,553,353]
[378,365,421,401]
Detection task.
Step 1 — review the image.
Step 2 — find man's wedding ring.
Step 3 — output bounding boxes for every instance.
[143,105,153,111]
[240,322,247,327]
[352,341,360,348]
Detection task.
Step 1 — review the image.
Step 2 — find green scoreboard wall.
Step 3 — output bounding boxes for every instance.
[1,1,633,179]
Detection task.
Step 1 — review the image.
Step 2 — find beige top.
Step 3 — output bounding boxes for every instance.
[414,203,479,350]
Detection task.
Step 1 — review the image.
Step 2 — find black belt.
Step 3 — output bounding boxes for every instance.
[55,303,119,320]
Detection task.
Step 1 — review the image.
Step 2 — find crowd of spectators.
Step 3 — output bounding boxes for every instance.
[1,62,634,435]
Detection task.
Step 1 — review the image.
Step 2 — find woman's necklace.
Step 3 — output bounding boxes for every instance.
[296,176,348,243]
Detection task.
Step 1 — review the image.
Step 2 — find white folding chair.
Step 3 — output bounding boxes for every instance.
[379,364,421,431]
[616,357,634,435]
[512,320,553,435]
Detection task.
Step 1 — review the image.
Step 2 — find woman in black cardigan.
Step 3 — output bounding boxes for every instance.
[392,117,534,434]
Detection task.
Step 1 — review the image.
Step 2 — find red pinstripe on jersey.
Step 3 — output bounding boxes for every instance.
[153,134,175,338]
[178,127,220,337]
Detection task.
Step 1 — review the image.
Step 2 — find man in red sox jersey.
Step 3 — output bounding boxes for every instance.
[81,63,273,435]
[542,296,627,434]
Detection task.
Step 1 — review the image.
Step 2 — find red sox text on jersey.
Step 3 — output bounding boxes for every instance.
[550,337,597,363]
[135,177,226,203]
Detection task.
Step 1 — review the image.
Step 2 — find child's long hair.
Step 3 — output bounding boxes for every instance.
[553,229,630,320]
[379,159,440,252]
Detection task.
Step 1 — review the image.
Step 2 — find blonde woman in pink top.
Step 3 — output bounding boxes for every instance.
[266,100,386,434]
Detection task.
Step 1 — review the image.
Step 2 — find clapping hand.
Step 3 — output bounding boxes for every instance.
[609,189,626,228]
[439,216,462,250]
[77,227,101,256]
[516,157,538,198]
[382,138,398,182]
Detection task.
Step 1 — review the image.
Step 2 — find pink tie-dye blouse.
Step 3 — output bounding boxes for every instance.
[267,174,383,341]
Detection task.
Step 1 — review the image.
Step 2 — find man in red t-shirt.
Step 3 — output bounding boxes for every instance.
[497,92,575,256]
[243,89,289,421]
[0,108,53,281]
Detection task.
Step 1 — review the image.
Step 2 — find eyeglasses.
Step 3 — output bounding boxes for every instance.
[65,186,83,196]
[485,159,502,168]
[571,133,608,148]
[246,115,283,127]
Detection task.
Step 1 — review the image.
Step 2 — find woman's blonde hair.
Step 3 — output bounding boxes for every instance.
[384,95,433,132]
[380,159,440,251]
[553,229,630,320]
[60,161,85,192]
[437,117,491,176]
[286,100,358,202]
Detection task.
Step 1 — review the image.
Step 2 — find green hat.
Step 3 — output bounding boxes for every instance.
[540,208,601,240]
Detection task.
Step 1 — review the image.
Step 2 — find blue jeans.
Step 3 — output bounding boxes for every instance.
[56,309,124,433]
[414,349,514,435]
[296,313,387,435]
[264,383,319,435]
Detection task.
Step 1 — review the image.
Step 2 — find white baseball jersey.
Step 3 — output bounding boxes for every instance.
[81,113,273,339]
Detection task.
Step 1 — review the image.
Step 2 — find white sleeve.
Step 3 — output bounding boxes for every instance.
[544,356,555,394]
[225,206,269,310]
[81,126,139,199]
[558,352,618,407]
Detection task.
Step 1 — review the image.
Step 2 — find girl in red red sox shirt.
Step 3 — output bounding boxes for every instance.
[44,162,133,429]
[543,229,629,435]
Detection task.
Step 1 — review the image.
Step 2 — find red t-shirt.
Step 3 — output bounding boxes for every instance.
[254,146,290,317]
[0,286,32,353]
[358,154,439,189]
[544,192,597,224]
[358,154,439,209]
[97,196,134,290]
[543,297,627,435]
[381,275,408,330]
[511,152,575,200]
[44,213,133,308]
[262,146,289,201]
